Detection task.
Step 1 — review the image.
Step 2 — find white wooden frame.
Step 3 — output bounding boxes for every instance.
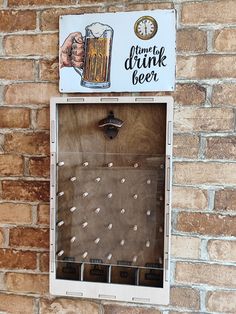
[50,96,173,305]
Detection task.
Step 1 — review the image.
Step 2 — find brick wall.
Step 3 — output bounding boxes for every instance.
[0,0,235,313]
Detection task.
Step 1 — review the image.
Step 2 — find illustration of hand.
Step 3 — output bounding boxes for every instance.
[59,32,84,69]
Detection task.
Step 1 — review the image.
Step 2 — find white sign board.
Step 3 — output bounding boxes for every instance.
[59,10,176,93]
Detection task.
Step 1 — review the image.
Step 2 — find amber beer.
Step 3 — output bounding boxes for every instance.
[82,37,112,86]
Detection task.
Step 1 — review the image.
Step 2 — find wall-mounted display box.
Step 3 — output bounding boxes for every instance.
[50,96,173,305]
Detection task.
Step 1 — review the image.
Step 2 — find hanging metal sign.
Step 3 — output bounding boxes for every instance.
[59,10,176,93]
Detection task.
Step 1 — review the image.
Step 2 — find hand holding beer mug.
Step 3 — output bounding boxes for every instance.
[59,32,84,69]
[60,22,113,89]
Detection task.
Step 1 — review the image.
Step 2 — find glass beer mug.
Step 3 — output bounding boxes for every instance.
[74,22,114,89]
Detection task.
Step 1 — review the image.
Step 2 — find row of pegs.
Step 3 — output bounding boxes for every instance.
[58,176,153,184]
[57,249,163,265]
[57,191,146,199]
[58,161,151,168]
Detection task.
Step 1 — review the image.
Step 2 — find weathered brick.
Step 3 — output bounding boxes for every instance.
[2,180,50,202]
[0,203,32,224]
[6,272,49,294]
[174,84,206,106]
[4,83,59,105]
[174,108,234,132]
[40,252,49,272]
[38,204,50,225]
[36,107,50,130]
[9,0,76,5]
[4,34,57,56]
[177,29,207,52]
[213,28,236,52]
[173,134,199,158]
[0,154,23,176]
[171,236,201,259]
[126,2,173,11]
[173,186,208,210]
[212,84,236,106]
[177,55,236,79]
[29,157,50,178]
[104,305,161,314]
[0,60,34,80]
[206,137,236,160]
[0,108,30,128]
[0,228,4,246]
[5,132,49,155]
[40,7,103,31]
[0,249,36,270]
[40,298,100,314]
[0,293,35,314]
[174,162,236,185]
[176,262,236,288]
[208,240,236,262]
[170,286,200,309]
[10,227,49,249]
[176,212,236,236]
[206,290,236,313]
[214,189,236,211]
[0,10,36,32]
[39,58,58,81]
[181,0,236,25]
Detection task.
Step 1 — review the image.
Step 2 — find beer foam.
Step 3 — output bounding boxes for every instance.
[87,22,112,38]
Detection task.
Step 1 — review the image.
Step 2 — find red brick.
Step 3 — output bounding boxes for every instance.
[174,84,206,106]
[0,293,35,314]
[2,180,50,202]
[104,305,161,314]
[173,186,208,210]
[39,58,58,81]
[40,252,49,272]
[176,262,236,288]
[177,55,236,79]
[9,0,76,5]
[36,107,50,130]
[214,28,236,52]
[0,154,23,176]
[4,83,59,105]
[173,134,199,158]
[38,204,50,225]
[0,249,36,270]
[0,108,30,128]
[0,10,36,32]
[176,212,236,236]
[206,137,236,160]
[206,290,236,313]
[40,298,100,314]
[170,286,200,309]
[177,29,207,52]
[5,132,49,155]
[9,227,49,249]
[6,272,49,294]
[41,7,104,31]
[214,189,236,211]
[208,240,236,262]
[212,84,236,106]
[29,157,50,178]
[4,34,58,56]
[126,2,173,11]
[0,203,32,224]
[174,108,234,132]
[0,60,34,80]
[181,0,236,25]
[0,228,4,246]
[174,162,236,185]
